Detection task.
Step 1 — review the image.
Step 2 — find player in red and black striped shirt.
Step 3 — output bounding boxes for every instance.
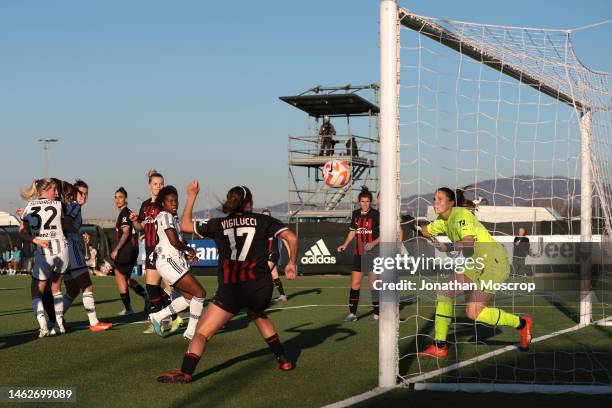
[157,181,299,383]
[337,186,380,321]
[111,187,147,315]
[130,169,182,333]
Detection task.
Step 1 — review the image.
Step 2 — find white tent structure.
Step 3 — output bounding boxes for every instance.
[0,211,20,226]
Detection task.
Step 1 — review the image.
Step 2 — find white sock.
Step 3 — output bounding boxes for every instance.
[82,292,99,326]
[32,297,48,331]
[152,296,190,322]
[62,294,74,315]
[185,297,205,338]
[53,292,65,326]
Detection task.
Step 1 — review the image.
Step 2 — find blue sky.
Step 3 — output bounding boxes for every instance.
[1,0,610,218]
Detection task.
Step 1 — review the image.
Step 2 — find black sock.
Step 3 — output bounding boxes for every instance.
[146,284,163,313]
[349,289,360,315]
[181,353,200,375]
[273,278,286,296]
[373,301,380,315]
[161,291,170,306]
[42,289,56,323]
[264,333,285,359]
[129,281,147,298]
[516,318,526,330]
[120,292,131,310]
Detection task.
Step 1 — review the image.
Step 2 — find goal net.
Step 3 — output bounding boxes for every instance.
[378,1,612,394]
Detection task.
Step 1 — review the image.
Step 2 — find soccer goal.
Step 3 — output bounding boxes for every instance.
[378,0,612,395]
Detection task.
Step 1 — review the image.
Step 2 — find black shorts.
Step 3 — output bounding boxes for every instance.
[115,262,135,277]
[212,274,273,316]
[145,248,156,270]
[352,255,362,272]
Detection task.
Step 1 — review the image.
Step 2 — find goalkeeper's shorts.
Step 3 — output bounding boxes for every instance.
[463,244,510,294]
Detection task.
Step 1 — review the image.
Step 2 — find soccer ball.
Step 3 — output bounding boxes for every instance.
[322,160,351,188]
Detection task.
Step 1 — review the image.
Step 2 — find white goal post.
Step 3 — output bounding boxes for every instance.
[378,0,612,394]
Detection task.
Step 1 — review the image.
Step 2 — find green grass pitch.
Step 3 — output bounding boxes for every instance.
[0,275,610,407]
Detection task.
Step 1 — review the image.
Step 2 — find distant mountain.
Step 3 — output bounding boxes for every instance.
[193,202,286,219]
[401,175,583,218]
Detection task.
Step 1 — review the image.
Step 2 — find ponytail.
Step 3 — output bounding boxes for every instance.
[221,185,252,214]
[20,178,56,201]
[436,187,476,209]
[358,186,373,201]
[147,169,163,184]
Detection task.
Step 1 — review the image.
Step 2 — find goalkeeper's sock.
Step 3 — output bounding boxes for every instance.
[434,300,454,343]
[181,353,200,376]
[475,307,521,328]
[348,289,360,315]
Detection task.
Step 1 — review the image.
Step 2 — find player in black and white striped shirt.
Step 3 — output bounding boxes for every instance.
[60,179,112,332]
[19,179,69,338]
[147,186,206,340]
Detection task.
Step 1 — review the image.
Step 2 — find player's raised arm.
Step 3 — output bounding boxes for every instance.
[180,180,200,234]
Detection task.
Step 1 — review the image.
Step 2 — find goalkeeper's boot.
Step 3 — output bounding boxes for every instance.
[157,369,192,384]
[277,355,293,371]
[90,321,113,332]
[417,342,449,358]
[518,315,533,351]
[143,323,155,334]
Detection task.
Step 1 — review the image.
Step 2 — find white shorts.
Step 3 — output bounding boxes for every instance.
[155,255,190,286]
[31,242,69,281]
[64,238,89,282]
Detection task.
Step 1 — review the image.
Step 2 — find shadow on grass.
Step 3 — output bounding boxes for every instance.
[286,288,323,300]
[187,322,357,383]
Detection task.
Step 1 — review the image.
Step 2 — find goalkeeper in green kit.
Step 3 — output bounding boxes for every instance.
[419,187,533,358]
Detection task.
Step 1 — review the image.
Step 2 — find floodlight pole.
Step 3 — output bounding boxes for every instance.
[379,0,400,388]
[38,138,59,178]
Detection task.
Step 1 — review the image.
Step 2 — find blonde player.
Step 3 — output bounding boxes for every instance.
[147,186,206,339]
[19,179,69,337]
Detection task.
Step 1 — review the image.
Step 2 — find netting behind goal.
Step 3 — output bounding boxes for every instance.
[380,3,612,393]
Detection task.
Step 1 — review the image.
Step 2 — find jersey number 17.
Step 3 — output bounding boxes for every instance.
[224,227,255,261]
